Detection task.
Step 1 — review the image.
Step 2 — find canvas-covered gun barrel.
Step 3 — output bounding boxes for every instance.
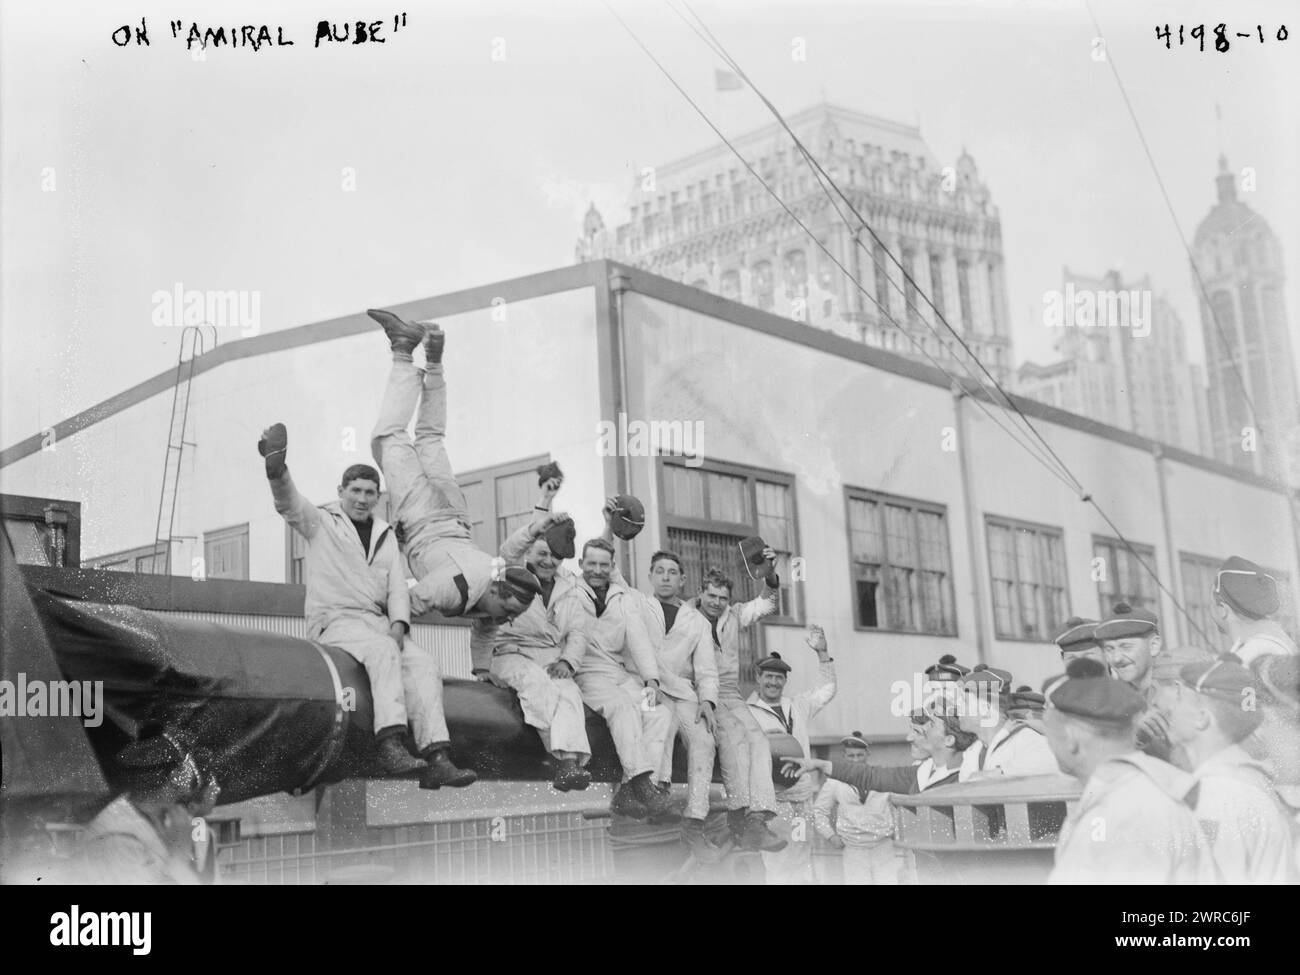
[19,587,623,806]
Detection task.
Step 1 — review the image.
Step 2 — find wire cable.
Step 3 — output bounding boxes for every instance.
[609,0,1219,644]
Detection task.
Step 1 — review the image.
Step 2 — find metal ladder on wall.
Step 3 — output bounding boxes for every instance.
[152,326,216,574]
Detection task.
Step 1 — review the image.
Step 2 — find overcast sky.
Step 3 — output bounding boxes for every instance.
[2,0,1296,448]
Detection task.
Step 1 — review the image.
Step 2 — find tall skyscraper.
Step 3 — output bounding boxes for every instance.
[576,103,1015,383]
[1191,156,1299,480]
[1016,269,1208,453]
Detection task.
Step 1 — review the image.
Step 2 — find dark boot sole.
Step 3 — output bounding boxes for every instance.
[420,770,477,790]
[367,308,425,352]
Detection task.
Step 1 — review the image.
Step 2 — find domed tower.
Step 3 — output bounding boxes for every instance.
[1191,156,1299,479]
[575,203,611,263]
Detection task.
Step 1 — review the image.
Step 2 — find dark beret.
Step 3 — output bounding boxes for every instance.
[1055,617,1100,654]
[1255,654,1300,710]
[1045,657,1145,723]
[1214,556,1281,619]
[1179,656,1260,702]
[536,461,564,487]
[1009,686,1046,715]
[609,494,645,540]
[501,566,543,604]
[841,731,870,749]
[1094,603,1159,641]
[543,517,576,561]
[756,652,792,674]
[924,654,970,681]
[960,663,1012,691]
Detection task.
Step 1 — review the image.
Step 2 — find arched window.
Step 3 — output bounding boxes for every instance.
[720,269,741,300]
[752,261,775,311]
[783,249,808,300]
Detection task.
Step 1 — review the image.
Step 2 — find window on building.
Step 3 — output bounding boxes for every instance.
[846,489,956,634]
[783,249,808,301]
[901,250,919,323]
[3,496,82,568]
[204,524,250,580]
[287,523,309,585]
[986,516,1070,640]
[1093,537,1159,617]
[457,456,550,556]
[661,458,801,687]
[85,542,164,574]
[5,519,54,565]
[752,261,774,311]
[928,254,946,319]
[872,241,890,320]
[1179,552,1228,652]
[720,270,740,300]
[957,259,973,330]
[987,263,1002,335]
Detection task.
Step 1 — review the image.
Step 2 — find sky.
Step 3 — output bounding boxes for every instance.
[2,0,1297,448]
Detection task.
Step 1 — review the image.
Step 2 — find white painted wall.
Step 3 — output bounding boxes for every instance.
[622,294,1299,742]
[1,287,604,580]
[4,281,1294,749]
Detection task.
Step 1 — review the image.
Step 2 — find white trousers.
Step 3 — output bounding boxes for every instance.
[575,670,671,780]
[657,698,717,821]
[319,615,450,748]
[491,653,590,761]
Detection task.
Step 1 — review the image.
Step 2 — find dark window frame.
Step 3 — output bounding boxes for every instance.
[1092,535,1159,618]
[843,487,959,636]
[984,514,1071,643]
[656,455,803,627]
[285,521,309,585]
[3,493,82,568]
[85,541,162,574]
[203,523,250,581]
[457,454,551,556]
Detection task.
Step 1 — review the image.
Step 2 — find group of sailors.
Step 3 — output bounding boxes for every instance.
[261,307,847,873]
[791,561,1300,884]
[62,306,1299,885]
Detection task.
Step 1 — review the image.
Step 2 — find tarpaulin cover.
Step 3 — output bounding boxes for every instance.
[18,577,630,806]
[1,539,109,815]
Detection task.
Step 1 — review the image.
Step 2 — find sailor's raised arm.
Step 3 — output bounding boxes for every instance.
[259,423,319,539]
[735,547,781,627]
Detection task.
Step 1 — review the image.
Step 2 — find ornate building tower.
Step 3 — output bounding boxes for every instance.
[1191,156,1299,480]
[575,104,1015,383]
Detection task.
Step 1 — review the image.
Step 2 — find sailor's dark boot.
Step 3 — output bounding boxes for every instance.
[551,757,592,792]
[374,734,427,776]
[423,323,445,364]
[419,746,477,789]
[610,780,649,819]
[367,308,425,356]
[631,772,678,822]
[739,810,787,852]
[727,807,749,843]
